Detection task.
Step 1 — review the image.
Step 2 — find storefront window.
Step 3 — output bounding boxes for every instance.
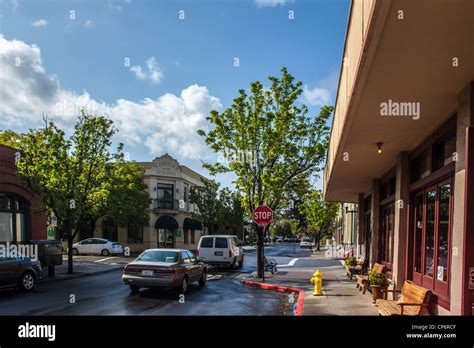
[410,151,430,183]
[379,203,394,267]
[412,179,452,299]
[414,194,423,273]
[437,184,450,282]
[127,224,143,243]
[0,193,29,242]
[424,189,436,277]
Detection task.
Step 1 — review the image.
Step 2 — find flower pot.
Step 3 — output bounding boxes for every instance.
[371,284,388,303]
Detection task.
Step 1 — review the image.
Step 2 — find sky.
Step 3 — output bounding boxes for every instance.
[0,0,349,189]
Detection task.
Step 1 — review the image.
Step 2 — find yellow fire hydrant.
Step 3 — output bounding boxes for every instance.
[310,269,323,296]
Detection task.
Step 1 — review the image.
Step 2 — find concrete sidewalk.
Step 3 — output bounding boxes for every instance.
[242,250,378,315]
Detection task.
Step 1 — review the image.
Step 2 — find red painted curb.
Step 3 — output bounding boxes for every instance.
[241,280,305,316]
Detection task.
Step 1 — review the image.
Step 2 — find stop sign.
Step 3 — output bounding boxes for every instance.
[252,205,273,227]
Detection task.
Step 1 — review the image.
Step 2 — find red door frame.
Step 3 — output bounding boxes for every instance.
[408,179,453,308]
[462,127,474,315]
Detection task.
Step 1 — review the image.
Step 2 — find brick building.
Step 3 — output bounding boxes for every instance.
[0,144,47,242]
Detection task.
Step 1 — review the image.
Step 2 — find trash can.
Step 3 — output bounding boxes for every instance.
[27,240,63,277]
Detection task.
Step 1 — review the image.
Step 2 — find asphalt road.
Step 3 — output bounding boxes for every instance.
[0,245,305,316]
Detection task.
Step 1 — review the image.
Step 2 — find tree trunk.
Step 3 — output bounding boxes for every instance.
[257,225,264,278]
[66,220,73,274]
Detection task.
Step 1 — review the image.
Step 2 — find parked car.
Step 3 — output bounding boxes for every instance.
[197,235,243,268]
[122,249,207,294]
[71,238,124,256]
[300,237,313,249]
[0,255,42,292]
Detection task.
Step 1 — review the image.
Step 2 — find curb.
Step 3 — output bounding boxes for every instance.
[240,279,304,316]
[42,266,124,283]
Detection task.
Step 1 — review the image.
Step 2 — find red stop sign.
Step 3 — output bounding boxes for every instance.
[252,205,273,227]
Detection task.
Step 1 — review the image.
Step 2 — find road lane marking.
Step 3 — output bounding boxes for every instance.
[95,257,117,263]
[277,258,299,268]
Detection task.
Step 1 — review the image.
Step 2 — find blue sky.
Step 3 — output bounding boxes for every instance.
[0,0,349,188]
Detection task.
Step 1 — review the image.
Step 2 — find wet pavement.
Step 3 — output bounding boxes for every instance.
[0,247,296,316]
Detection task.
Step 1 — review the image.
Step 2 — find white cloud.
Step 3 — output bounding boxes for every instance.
[130,56,163,85]
[254,0,293,8]
[302,70,339,107]
[302,85,331,106]
[0,35,222,160]
[32,19,48,28]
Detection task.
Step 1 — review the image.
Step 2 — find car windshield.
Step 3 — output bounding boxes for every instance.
[302,238,311,242]
[136,250,178,263]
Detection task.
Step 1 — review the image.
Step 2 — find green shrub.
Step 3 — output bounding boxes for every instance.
[368,270,389,286]
[344,256,357,266]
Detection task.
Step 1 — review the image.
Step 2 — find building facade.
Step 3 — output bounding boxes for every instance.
[324,0,474,315]
[0,144,47,242]
[333,203,359,246]
[93,154,206,252]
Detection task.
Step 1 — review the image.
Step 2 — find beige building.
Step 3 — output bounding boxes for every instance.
[95,154,207,252]
[324,0,474,315]
[333,203,359,246]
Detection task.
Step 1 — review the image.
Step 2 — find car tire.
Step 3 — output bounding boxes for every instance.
[198,270,206,288]
[180,276,188,294]
[72,248,79,255]
[129,285,140,294]
[19,271,36,292]
[101,249,110,256]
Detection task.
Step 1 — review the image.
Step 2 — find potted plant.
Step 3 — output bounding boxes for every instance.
[369,270,390,302]
[344,256,357,266]
[344,256,357,277]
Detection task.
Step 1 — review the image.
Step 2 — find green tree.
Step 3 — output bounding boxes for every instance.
[300,189,339,250]
[198,67,333,276]
[216,188,245,239]
[189,178,220,235]
[0,113,150,273]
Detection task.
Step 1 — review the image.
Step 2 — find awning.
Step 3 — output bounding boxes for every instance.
[183,218,203,230]
[155,215,178,230]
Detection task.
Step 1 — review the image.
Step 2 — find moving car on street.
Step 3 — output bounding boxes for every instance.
[71,238,124,256]
[197,235,243,268]
[122,249,207,294]
[300,237,313,249]
[0,255,42,292]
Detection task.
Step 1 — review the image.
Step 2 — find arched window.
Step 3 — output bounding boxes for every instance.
[101,217,118,242]
[0,193,29,242]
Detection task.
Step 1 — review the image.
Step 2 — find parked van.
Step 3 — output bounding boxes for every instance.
[197,235,243,268]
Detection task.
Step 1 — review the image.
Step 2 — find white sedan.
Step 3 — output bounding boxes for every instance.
[71,238,124,256]
[300,237,313,249]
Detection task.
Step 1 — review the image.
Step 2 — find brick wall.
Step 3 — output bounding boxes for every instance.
[0,144,47,240]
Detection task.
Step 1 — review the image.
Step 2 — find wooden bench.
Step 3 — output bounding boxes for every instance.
[376,280,432,316]
[345,257,366,280]
[355,263,384,294]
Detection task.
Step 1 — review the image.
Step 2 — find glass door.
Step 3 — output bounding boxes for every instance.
[411,178,452,299]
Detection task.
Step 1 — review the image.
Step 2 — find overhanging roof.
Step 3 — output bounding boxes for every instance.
[324,0,474,202]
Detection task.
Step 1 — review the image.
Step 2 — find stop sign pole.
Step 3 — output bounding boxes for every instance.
[252,205,273,281]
